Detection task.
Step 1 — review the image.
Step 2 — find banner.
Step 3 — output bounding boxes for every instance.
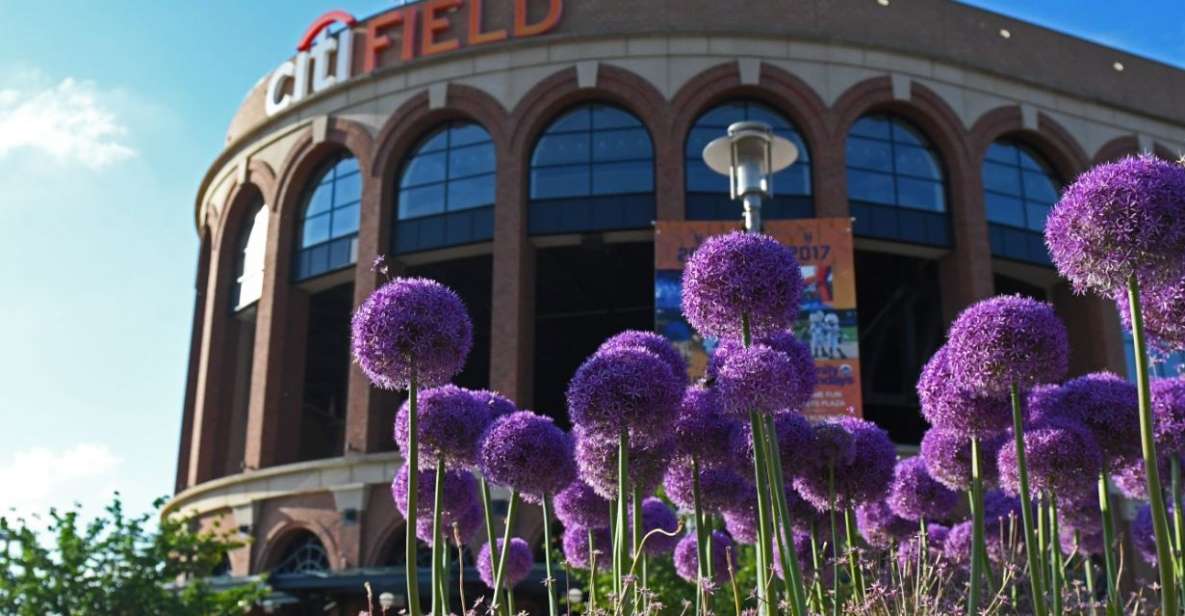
[655,218,862,419]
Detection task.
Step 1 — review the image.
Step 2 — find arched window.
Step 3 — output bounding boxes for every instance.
[982,140,1061,265]
[846,114,949,246]
[685,101,812,220]
[395,121,496,254]
[272,532,330,574]
[295,154,360,280]
[232,199,268,311]
[528,103,655,234]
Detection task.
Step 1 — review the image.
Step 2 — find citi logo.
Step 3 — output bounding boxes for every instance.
[265,11,356,117]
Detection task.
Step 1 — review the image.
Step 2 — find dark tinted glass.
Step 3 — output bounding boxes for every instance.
[845,114,945,212]
[529,103,653,200]
[397,121,495,220]
[981,140,1061,231]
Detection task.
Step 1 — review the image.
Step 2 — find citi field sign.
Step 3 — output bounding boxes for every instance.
[266,0,563,117]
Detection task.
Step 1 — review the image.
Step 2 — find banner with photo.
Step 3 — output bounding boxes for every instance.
[655,218,862,419]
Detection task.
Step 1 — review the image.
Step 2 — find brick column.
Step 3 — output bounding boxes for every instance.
[812,127,850,219]
[176,233,211,492]
[490,150,535,405]
[937,159,994,323]
[345,165,400,454]
[1053,283,1128,376]
[187,231,237,485]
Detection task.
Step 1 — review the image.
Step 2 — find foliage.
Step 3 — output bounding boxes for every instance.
[0,494,266,616]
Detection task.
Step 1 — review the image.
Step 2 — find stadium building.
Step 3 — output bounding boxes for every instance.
[168,0,1185,611]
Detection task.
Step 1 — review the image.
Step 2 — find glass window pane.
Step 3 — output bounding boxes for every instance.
[1026,202,1051,231]
[748,104,791,129]
[447,175,495,211]
[699,103,744,128]
[593,128,652,162]
[774,163,810,196]
[333,171,362,204]
[592,161,652,195]
[546,107,591,133]
[686,127,719,158]
[592,106,640,129]
[449,123,490,147]
[417,130,449,153]
[985,142,1018,164]
[847,170,895,204]
[399,184,446,219]
[306,183,333,216]
[897,177,945,211]
[686,160,727,193]
[895,145,942,179]
[334,156,359,176]
[401,151,447,187]
[302,213,331,247]
[985,192,1025,227]
[1018,148,1045,171]
[890,121,925,146]
[778,129,810,161]
[1023,171,1059,203]
[846,137,893,171]
[449,142,495,178]
[850,116,891,139]
[983,161,1022,195]
[533,133,590,166]
[531,166,590,199]
[331,203,359,238]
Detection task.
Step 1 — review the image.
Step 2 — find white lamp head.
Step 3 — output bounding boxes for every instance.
[702,121,798,200]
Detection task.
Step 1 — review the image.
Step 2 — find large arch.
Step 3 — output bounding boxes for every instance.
[968,106,1089,183]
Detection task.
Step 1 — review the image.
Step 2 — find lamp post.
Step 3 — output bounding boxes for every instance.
[701,121,798,233]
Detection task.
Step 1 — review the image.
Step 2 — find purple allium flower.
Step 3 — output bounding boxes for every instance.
[795,417,896,510]
[681,231,804,340]
[674,531,734,586]
[1054,490,1103,535]
[943,521,1015,566]
[664,463,748,513]
[561,525,611,570]
[470,389,517,419]
[1111,452,1178,500]
[574,429,673,499]
[771,531,814,581]
[1154,377,1185,456]
[723,483,820,543]
[1027,373,1139,461]
[919,428,1005,491]
[855,501,917,549]
[394,384,490,467]
[417,501,484,546]
[998,420,1102,499]
[599,330,689,385]
[708,332,817,411]
[730,411,815,479]
[1059,525,1104,557]
[634,497,681,555]
[917,346,1013,437]
[674,385,740,468]
[554,481,611,530]
[1131,504,1159,566]
[390,467,479,544]
[897,524,950,570]
[477,538,534,589]
[478,411,576,503]
[1045,154,1185,295]
[716,345,805,417]
[351,277,473,389]
[1115,269,1185,350]
[944,295,1069,394]
[887,457,960,522]
[983,489,1022,523]
[566,347,683,446]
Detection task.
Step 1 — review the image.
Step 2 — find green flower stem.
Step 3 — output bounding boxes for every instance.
[1172,457,1185,599]
[762,414,810,616]
[828,463,840,616]
[1049,492,1064,616]
[692,457,708,616]
[431,459,446,616]
[809,524,825,612]
[968,434,986,616]
[491,490,520,613]
[617,430,632,616]
[728,548,743,616]
[609,497,618,601]
[632,484,645,613]
[749,411,775,616]
[1080,531,1097,616]
[843,507,865,603]
[588,528,598,615]
[406,373,423,616]
[478,477,504,616]
[1128,275,1178,616]
[440,532,451,614]
[541,494,559,616]
[1010,382,1049,616]
[1097,469,1120,616]
[1037,495,1049,593]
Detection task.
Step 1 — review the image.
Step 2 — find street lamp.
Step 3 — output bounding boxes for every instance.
[702,121,798,232]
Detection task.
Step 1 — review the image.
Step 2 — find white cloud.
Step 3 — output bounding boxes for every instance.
[0,77,136,169]
[0,443,122,515]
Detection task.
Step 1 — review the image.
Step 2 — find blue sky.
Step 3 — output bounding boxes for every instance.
[0,0,1181,523]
